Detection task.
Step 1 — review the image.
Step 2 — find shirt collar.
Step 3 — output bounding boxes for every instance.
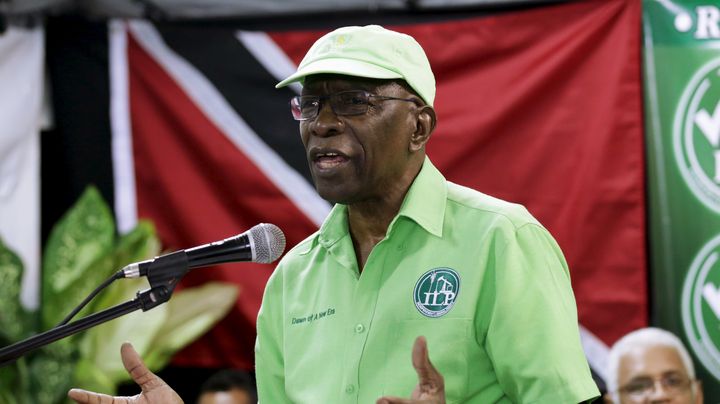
[316,203,349,250]
[306,156,447,253]
[396,156,446,238]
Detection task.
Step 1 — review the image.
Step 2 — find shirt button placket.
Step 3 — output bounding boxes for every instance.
[340,322,366,403]
[343,244,384,403]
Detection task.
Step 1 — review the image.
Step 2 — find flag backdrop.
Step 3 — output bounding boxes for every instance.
[44,0,643,382]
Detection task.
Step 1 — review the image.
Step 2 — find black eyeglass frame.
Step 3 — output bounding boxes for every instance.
[290,90,418,121]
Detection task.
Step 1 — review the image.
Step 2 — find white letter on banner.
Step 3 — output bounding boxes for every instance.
[696,6,720,39]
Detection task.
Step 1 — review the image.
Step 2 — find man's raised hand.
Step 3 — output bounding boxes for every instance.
[376,336,446,404]
[68,343,183,404]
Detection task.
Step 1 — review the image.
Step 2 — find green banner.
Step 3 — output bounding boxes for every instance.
[644,0,720,398]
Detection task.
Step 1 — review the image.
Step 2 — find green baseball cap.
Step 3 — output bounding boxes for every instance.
[276,25,436,106]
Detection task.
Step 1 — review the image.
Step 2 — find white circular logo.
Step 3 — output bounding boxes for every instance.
[682,234,720,380]
[413,268,460,318]
[674,57,720,213]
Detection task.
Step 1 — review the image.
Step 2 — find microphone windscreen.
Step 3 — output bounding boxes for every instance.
[250,223,286,263]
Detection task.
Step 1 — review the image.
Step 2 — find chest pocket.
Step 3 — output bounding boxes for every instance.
[382,318,471,403]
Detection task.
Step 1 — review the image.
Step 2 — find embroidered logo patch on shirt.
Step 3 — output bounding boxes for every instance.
[413,268,460,318]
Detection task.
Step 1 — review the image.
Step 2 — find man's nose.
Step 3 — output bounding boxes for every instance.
[646,379,672,402]
[311,101,343,137]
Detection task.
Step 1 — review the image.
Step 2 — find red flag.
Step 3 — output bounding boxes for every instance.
[123,0,643,369]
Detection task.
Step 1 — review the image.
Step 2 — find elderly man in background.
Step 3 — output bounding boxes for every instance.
[605,327,703,404]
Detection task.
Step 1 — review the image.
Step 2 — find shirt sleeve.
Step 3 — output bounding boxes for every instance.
[484,223,600,403]
[255,265,291,404]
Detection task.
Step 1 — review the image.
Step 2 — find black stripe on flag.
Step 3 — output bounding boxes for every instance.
[154,24,313,184]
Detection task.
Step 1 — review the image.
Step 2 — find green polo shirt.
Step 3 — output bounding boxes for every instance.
[255,157,599,403]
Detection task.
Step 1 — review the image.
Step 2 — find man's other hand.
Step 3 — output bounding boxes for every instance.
[376,336,446,404]
[68,342,183,404]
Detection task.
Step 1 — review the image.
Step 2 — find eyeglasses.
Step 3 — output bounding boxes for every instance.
[619,374,694,400]
[290,90,417,121]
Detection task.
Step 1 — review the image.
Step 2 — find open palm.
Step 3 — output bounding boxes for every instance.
[68,343,183,404]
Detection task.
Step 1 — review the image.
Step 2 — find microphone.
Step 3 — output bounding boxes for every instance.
[121,223,286,279]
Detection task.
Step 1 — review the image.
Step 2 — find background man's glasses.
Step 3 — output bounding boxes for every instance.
[619,375,694,400]
[290,90,416,121]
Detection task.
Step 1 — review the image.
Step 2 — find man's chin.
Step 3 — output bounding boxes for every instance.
[318,193,348,205]
[316,187,355,205]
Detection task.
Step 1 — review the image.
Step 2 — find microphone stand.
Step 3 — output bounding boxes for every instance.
[0,250,189,367]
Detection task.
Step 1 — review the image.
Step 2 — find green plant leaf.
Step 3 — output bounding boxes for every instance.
[112,220,160,272]
[28,339,76,404]
[72,357,117,395]
[75,277,169,391]
[0,237,31,343]
[0,362,20,403]
[71,223,163,394]
[41,186,115,329]
[143,282,239,370]
[0,388,20,404]
[78,221,160,316]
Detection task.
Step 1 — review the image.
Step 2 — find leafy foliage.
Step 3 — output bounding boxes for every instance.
[0,187,238,403]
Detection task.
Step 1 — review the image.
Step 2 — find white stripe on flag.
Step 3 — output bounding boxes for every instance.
[579,324,609,382]
[109,20,139,234]
[128,21,330,227]
[236,31,303,94]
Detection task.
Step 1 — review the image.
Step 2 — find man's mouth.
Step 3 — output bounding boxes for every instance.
[314,152,349,170]
[309,147,352,172]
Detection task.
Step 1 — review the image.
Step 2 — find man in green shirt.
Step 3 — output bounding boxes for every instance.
[68,25,599,404]
[255,24,599,403]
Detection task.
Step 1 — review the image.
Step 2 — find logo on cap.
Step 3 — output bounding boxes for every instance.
[682,234,720,380]
[334,34,348,46]
[413,268,460,318]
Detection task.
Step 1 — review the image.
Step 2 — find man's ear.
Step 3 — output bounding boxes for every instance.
[409,105,436,153]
